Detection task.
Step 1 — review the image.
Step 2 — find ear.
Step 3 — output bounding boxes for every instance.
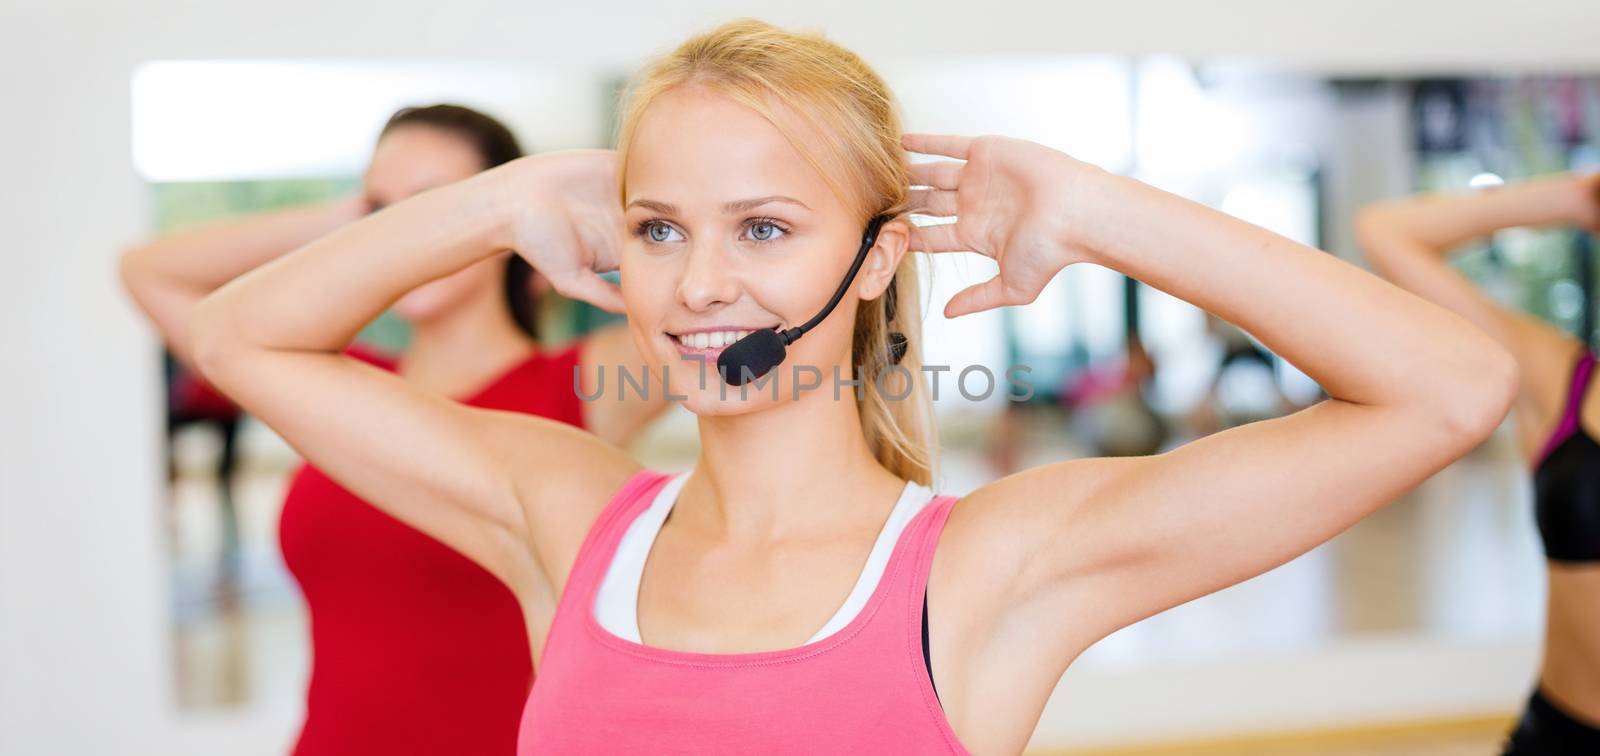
[855,218,910,301]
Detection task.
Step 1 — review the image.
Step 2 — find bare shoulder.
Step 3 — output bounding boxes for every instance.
[1500,310,1588,452]
[924,456,1136,726]
[501,411,644,592]
[934,456,1134,609]
[1504,311,1584,392]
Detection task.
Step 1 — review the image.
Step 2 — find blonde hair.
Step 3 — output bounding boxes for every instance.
[616,18,934,485]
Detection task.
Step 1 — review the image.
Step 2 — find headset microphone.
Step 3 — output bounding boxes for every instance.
[717,215,892,386]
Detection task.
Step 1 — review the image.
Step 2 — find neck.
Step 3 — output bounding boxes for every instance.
[400,291,535,397]
[678,365,905,541]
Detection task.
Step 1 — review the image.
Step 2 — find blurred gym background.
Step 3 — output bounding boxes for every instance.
[4,1,1597,753]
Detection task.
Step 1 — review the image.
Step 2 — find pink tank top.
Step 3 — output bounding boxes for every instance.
[518,470,969,754]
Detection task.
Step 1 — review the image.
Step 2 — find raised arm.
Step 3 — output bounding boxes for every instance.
[906,135,1517,693]
[188,151,640,595]
[120,196,367,364]
[1356,173,1599,458]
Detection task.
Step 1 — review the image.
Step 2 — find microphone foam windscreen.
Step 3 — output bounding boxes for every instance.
[717,329,786,386]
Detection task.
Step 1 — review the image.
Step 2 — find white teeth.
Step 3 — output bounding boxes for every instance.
[676,330,755,350]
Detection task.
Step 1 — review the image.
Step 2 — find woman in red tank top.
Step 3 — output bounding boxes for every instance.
[122,105,667,754]
[190,21,1517,753]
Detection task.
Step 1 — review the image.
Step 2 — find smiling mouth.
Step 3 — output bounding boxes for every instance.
[669,329,753,352]
[666,327,782,360]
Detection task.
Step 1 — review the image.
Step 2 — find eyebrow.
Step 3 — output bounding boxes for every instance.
[625,195,812,215]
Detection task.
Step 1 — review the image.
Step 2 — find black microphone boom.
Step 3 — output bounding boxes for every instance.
[717,215,890,386]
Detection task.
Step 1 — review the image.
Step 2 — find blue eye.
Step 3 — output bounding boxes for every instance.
[643,222,682,243]
[747,221,786,242]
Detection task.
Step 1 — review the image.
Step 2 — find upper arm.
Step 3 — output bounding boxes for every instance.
[192,331,637,594]
[945,395,1499,658]
[578,322,673,446]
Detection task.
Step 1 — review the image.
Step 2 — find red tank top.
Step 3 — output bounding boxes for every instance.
[280,343,585,756]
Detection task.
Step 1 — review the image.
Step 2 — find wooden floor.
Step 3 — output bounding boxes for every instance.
[1046,716,1510,755]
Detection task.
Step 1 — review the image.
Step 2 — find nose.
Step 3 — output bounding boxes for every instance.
[675,240,744,312]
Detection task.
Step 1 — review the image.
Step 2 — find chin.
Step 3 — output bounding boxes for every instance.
[680,385,784,416]
[645,351,791,417]
[655,360,779,416]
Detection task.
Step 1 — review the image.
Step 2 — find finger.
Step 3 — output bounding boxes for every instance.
[907,188,959,217]
[944,276,1028,318]
[907,222,971,253]
[556,270,627,314]
[902,133,972,160]
[909,161,963,191]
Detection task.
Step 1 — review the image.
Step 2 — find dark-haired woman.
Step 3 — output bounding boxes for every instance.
[121,104,668,755]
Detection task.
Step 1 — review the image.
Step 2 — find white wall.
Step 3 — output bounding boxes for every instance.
[3,1,1597,753]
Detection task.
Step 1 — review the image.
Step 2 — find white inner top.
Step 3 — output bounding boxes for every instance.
[594,472,936,645]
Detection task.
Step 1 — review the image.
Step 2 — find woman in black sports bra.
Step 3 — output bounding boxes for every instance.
[1359,172,1600,754]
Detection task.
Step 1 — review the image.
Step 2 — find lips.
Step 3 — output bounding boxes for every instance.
[665,326,774,362]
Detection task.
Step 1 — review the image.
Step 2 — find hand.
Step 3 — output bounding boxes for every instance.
[495,150,626,312]
[904,134,1106,318]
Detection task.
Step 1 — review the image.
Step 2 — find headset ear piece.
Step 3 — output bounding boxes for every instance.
[883,271,906,364]
[888,331,908,364]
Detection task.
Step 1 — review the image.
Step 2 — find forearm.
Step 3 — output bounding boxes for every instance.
[123,196,365,294]
[1358,175,1589,256]
[193,174,507,362]
[121,197,366,360]
[1078,173,1510,420]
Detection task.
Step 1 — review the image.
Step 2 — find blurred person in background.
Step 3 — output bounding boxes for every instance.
[1359,172,1600,755]
[1062,335,1168,457]
[121,104,668,755]
[1187,313,1294,436]
[188,20,1515,753]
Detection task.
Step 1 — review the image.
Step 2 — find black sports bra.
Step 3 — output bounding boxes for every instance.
[1532,351,1600,563]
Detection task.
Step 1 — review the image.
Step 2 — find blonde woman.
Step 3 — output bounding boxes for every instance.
[1359,173,1600,755]
[192,21,1515,753]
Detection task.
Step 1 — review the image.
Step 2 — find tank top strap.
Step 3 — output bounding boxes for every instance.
[541,470,674,664]
[1568,352,1597,411]
[899,495,960,601]
[1539,351,1598,465]
[880,496,956,648]
[888,494,965,752]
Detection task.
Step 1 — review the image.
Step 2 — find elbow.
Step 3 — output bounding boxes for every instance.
[1352,205,1401,267]
[117,243,154,300]
[187,294,245,390]
[1436,339,1518,449]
